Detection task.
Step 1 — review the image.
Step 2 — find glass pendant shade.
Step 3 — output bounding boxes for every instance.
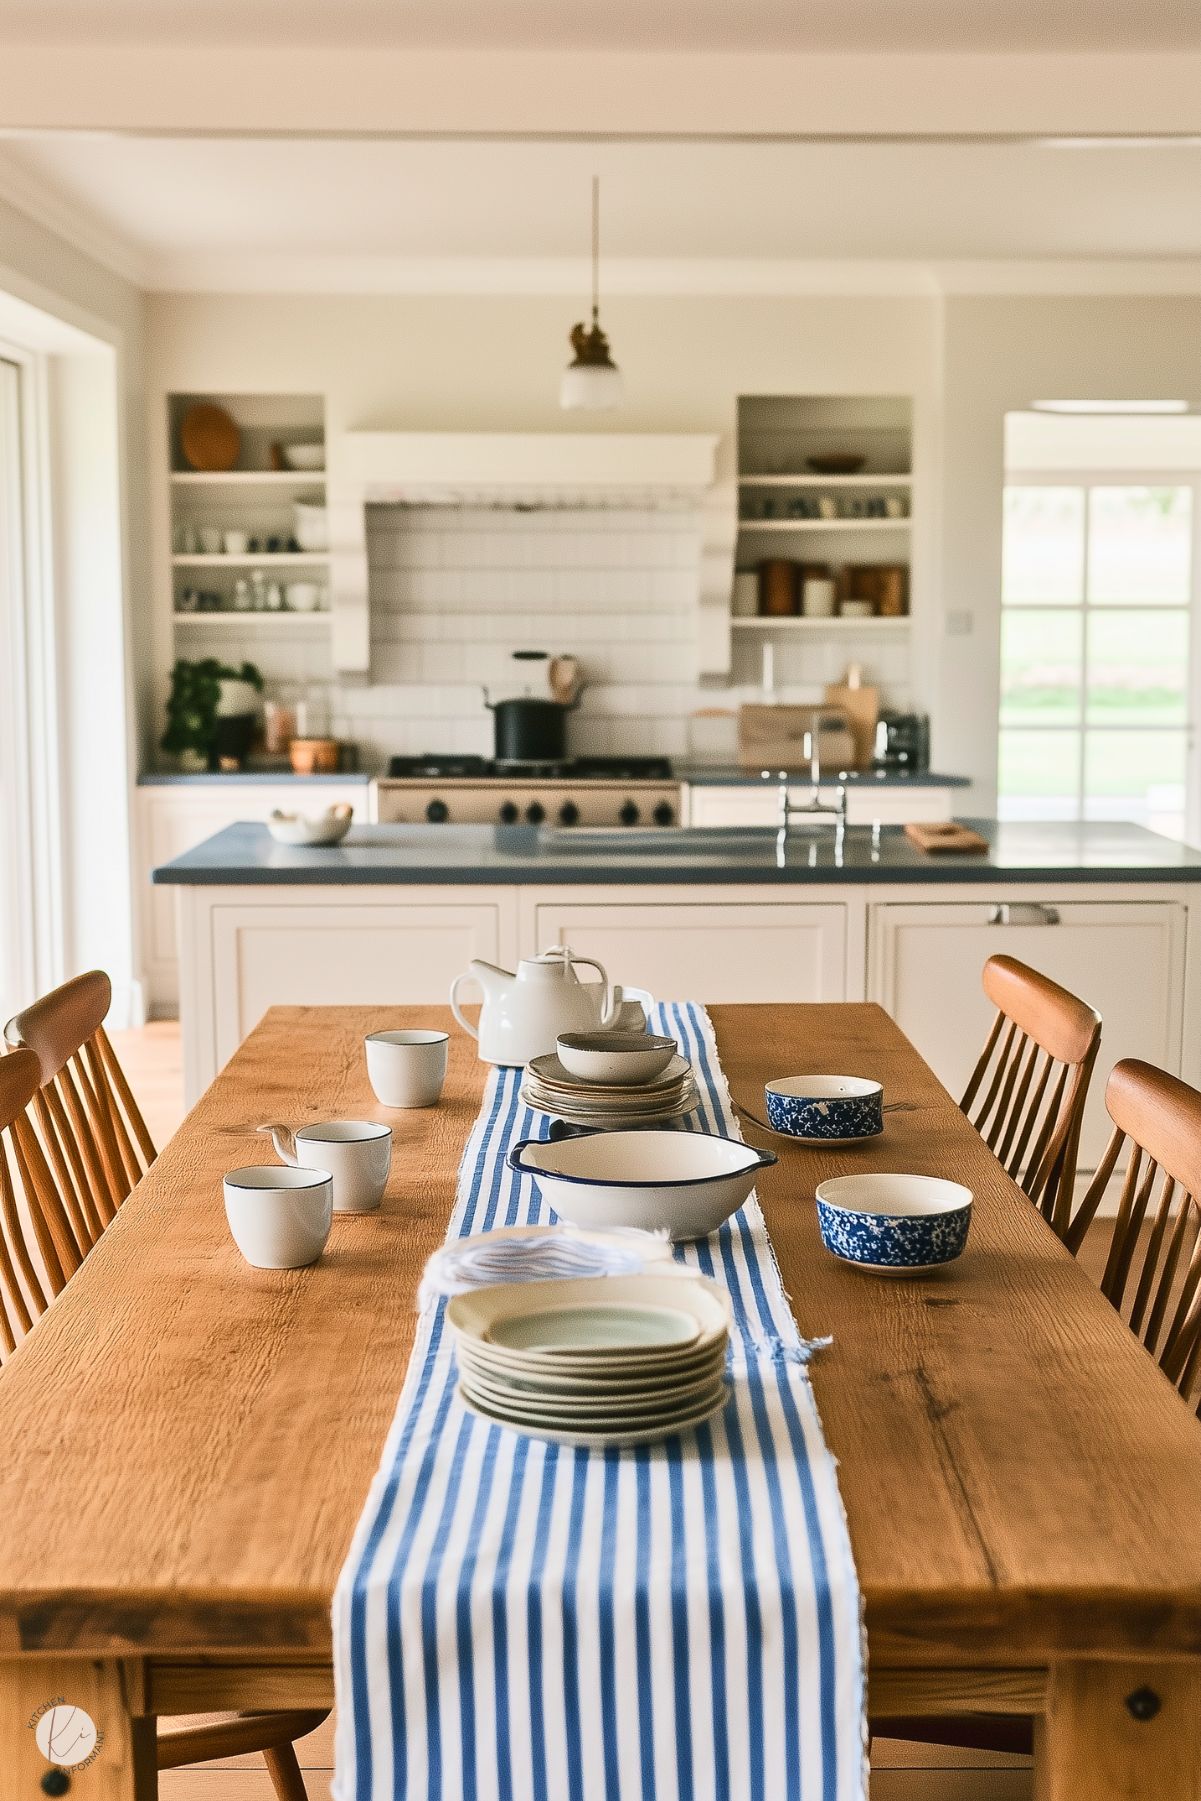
[560,357,623,411]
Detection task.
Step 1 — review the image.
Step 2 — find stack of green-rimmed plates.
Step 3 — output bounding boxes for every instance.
[447,1273,730,1446]
[521,1050,700,1127]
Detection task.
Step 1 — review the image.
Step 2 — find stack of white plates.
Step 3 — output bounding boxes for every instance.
[448,1273,730,1446]
[521,1051,700,1127]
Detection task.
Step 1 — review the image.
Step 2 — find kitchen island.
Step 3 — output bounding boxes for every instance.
[156,819,1201,1129]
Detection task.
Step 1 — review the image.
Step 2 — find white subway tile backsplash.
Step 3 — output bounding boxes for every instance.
[337,502,915,762]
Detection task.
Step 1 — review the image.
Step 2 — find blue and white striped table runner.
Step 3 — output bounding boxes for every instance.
[333,1002,866,1801]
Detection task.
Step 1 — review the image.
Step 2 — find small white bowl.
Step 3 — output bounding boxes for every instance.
[282,442,325,471]
[508,1129,776,1241]
[555,1032,678,1086]
[286,580,325,613]
[266,804,353,847]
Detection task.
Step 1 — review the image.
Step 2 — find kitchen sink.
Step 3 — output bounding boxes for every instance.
[541,826,798,855]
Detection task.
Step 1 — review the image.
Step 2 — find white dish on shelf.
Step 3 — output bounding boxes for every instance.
[282,443,325,471]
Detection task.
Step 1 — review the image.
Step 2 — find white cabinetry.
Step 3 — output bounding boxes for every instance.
[869,897,1189,1166]
[526,890,850,1003]
[182,888,518,1093]
[685,783,955,828]
[138,782,370,1013]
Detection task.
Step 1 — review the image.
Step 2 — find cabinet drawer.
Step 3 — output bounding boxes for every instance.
[870,899,1187,1167]
[211,899,507,1067]
[531,900,848,1003]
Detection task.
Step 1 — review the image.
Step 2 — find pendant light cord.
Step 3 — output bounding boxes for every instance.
[591,174,600,328]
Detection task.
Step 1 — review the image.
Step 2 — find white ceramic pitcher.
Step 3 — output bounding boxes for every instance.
[449,946,620,1066]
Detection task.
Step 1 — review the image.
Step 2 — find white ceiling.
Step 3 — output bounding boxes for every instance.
[0,0,1197,51]
[1,135,1199,283]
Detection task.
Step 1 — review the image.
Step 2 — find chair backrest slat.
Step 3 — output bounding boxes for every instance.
[1076,1059,1201,1414]
[0,972,158,1362]
[0,1047,58,1360]
[961,955,1101,1244]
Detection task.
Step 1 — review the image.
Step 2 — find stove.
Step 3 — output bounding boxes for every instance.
[377,754,680,828]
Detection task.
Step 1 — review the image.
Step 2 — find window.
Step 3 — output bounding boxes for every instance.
[999,480,1197,840]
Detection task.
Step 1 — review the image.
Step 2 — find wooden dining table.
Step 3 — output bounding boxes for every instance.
[2,1001,1201,1801]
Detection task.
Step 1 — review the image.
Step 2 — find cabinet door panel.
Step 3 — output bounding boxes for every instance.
[532,902,847,1003]
[870,900,1186,1166]
[140,785,366,1009]
[211,900,504,1067]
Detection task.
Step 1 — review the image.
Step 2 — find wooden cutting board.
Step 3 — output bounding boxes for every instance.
[738,704,855,771]
[824,677,879,769]
[904,820,989,854]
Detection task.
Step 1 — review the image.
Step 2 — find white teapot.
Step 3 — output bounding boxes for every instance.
[450,946,620,1066]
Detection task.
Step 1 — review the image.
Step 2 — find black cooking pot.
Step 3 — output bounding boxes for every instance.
[487,695,573,763]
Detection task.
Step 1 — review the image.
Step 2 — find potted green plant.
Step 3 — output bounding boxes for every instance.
[161,658,264,771]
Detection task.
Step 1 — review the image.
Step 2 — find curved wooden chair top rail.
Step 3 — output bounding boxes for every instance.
[1069,1059,1201,1409]
[960,954,1101,1243]
[4,970,156,1241]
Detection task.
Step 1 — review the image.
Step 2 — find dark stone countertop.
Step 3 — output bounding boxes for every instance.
[674,764,971,787]
[139,770,372,786]
[152,819,1201,887]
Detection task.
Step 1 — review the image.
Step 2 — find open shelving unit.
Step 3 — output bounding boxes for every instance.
[166,392,331,662]
[731,394,914,645]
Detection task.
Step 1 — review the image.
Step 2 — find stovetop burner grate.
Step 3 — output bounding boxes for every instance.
[384,754,674,781]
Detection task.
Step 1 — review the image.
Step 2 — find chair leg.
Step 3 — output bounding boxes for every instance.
[262,1742,309,1801]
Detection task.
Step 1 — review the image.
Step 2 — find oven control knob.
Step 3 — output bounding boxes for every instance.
[498,801,520,824]
[558,801,580,826]
[652,800,676,827]
[525,801,546,825]
[426,799,449,823]
[618,800,641,826]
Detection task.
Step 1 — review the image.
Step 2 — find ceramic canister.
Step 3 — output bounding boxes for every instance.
[764,1075,884,1141]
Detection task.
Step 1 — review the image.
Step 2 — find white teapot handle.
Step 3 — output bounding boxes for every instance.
[449,972,479,1040]
[569,955,616,1026]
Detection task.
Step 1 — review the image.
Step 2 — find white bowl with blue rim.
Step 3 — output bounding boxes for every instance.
[814,1173,972,1273]
[765,1075,884,1142]
[508,1128,777,1241]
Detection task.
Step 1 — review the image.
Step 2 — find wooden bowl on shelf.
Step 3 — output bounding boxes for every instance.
[805,454,866,476]
[180,403,241,472]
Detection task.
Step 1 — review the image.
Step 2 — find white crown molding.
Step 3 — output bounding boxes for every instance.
[0,145,150,287]
[143,252,1201,297]
[1,47,1200,136]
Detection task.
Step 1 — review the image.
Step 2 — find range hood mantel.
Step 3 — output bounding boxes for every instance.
[327,431,726,674]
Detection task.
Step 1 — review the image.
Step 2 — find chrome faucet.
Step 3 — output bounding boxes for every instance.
[761,715,848,849]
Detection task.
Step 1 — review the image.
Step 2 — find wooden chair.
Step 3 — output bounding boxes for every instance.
[960,954,1101,1246]
[875,1056,1201,1764]
[1068,1059,1201,1409]
[1,979,328,1796]
[3,970,156,1251]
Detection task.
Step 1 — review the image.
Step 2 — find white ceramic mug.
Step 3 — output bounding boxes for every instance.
[365,1030,449,1108]
[223,529,250,555]
[269,1120,392,1213]
[223,1165,333,1269]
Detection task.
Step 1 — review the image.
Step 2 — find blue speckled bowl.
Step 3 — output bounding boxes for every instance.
[765,1075,884,1142]
[815,1174,972,1273]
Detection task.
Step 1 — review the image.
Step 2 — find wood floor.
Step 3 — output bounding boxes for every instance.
[114,1022,1133,1801]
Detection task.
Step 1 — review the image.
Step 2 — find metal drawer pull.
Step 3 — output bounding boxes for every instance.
[988,903,1061,926]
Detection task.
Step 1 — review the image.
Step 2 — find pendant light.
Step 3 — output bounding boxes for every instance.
[560,176,623,411]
